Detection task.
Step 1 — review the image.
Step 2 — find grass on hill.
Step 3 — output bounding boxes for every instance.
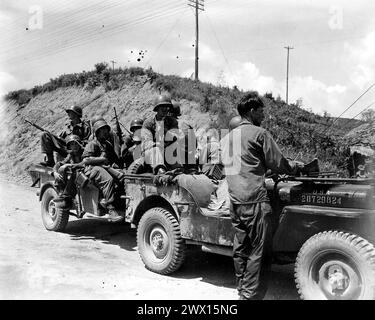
[3,62,363,176]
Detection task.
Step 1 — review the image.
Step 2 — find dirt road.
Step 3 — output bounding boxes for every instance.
[0,179,299,300]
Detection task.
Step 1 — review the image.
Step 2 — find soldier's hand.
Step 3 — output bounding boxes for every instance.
[53,172,63,181]
[71,163,85,169]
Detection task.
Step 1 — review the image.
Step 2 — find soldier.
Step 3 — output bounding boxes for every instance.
[221,94,307,300]
[165,101,198,173]
[40,105,91,167]
[81,119,123,223]
[141,94,174,174]
[122,118,143,168]
[199,116,242,180]
[199,129,222,179]
[52,134,84,199]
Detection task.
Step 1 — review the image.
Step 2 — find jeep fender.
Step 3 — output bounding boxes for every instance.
[38,182,56,201]
[272,205,375,253]
[131,194,177,226]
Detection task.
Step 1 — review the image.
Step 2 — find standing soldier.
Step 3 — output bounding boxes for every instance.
[40,105,91,167]
[221,94,307,300]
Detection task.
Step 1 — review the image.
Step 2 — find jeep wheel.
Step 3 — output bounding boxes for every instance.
[41,187,69,232]
[295,231,375,300]
[137,207,185,274]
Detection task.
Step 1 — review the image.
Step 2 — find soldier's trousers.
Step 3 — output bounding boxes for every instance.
[230,201,273,300]
[56,164,77,198]
[41,132,67,158]
[84,166,115,205]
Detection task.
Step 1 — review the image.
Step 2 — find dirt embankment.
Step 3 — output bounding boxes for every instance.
[0,76,212,181]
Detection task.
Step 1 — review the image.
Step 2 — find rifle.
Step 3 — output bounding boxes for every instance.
[25,119,66,144]
[113,107,125,145]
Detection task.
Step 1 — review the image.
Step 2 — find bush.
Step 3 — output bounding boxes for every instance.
[95,62,108,74]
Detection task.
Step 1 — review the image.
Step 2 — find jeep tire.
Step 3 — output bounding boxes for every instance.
[295,230,375,300]
[137,207,185,274]
[41,187,69,232]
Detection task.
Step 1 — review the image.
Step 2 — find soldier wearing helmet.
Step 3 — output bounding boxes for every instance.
[141,94,175,174]
[164,100,198,173]
[81,118,124,223]
[40,104,91,167]
[121,118,144,168]
[51,134,84,200]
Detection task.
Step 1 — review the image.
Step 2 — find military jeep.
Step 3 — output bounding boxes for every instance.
[29,164,375,300]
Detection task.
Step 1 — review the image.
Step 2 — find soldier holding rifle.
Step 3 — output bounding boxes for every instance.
[26,105,91,167]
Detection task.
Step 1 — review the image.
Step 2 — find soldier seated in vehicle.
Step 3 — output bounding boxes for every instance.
[141,94,176,175]
[81,119,124,223]
[52,134,84,201]
[164,101,199,174]
[40,105,91,167]
[197,116,242,181]
[121,118,143,168]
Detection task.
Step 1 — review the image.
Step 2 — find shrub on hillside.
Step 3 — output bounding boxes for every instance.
[5,89,32,105]
[127,67,146,77]
[95,62,108,74]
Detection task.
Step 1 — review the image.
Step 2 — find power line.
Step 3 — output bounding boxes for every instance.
[342,100,375,127]
[1,0,124,50]
[144,8,188,68]
[204,11,237,85]
[320,82,375,136]
[1,1,181,58]
[2,4,187,66]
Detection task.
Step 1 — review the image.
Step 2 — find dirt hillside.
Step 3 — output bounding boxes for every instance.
[0,75,212,182]
[0,65,364,182]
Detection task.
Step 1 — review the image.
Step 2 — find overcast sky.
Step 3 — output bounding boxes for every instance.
[1,0,375,118]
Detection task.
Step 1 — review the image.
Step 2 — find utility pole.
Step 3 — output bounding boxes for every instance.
[188,0,204,81]
[110,60,117,71]
[284,46,293,104]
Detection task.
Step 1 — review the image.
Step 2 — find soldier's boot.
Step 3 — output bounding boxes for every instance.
[40,153,55,167]
[107,205,123,223]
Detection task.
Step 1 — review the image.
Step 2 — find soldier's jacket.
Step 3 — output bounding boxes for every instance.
[221,119,300,204]
[59,120,91,144]
[82,131,121,167]
[53,152,82,173]
[141,116,177,152]
[199,139,221,175]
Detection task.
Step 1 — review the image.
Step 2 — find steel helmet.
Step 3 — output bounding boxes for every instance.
[171,101,182,117]
[229,115,242,131]
[65,134,82,149]
[130,118,144,132]
[93,119,110,136]
[153,94,173,112]
[65,105,83,118]
[132,134,142,143]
